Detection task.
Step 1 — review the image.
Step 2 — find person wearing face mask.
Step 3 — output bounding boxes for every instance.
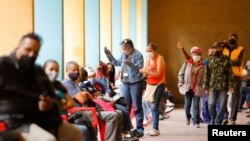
[204,42,234,125]
[222,33,245,125]
[43,60,75,115]
[0,33,82,141]
[43,60,95,141]
[104,39,145,137]
[139,43,166,136]
[178,46,204,128]
[63,61,123,141]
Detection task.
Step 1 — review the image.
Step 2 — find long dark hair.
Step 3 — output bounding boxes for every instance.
[107,63,115,85]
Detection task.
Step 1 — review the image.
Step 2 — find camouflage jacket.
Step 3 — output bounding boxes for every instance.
[203,55,235,90]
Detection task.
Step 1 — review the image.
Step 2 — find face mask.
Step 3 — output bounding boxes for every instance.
[123,50,129,55]
[228,38,236,45]
[68,72,79,81]
[147,52,154,58]
[215,51,222,56]
[47,71,58,81]
[192,55,201,62]
[18,56,36,69]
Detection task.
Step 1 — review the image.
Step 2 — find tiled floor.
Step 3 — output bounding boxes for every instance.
[136,105,250,141]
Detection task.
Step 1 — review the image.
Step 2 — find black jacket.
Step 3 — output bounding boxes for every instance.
[0,52,62,130]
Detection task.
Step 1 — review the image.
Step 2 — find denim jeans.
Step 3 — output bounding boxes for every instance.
[121,80,144,132]
[184,89,200,124]
[201,92,211,123]
[151,84,165,130]
[208,90,228,125]
[74,124,90,141]
[142,98,151,119]
[229,77,242,121]
[239,86,250,109]
[114,103,132,131]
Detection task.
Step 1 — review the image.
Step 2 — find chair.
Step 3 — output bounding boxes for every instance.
[0,122,7,132]
[68,107,106,141]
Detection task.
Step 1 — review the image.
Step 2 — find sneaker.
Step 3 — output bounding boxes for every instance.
[136,131,144,138]
[165,106,174,113]
[149,129,160,136]
[133,129,144,138]
[159,115,165,120]
[166,100,175,107]
[194,124,200,128]
[229,119,236,125]
[245,109,250,113]
[222,119,228,125]
[186,118,190,125]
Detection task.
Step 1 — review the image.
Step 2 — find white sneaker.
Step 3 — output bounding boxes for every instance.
[149,129,160,136]
[165,106,174,113]
[245,109,250,113]
[166,100,175,107]
[194,124,200,128]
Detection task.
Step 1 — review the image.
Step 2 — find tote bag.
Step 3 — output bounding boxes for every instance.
[143,84,158,102]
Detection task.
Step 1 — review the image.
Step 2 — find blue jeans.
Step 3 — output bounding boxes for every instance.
[230,77,242,121]
[74,124,90,141]
[121,81,144,133]
[142,98,151,119]
[184,89,200,124]
[208,90,228,125]
[151,84,165,130]
[201,92,211,123]
[239,86,250,109]
[114,103,132,131]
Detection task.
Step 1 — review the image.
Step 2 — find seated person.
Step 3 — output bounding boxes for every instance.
[80,66,135,138]
[62,61,123,141]
[43,59,92,141]
[0,33,81,141]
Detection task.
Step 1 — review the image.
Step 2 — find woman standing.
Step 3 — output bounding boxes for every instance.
[140,43,166,136]
[178,47,204,128]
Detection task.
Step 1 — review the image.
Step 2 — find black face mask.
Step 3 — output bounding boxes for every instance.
[228,38,237,45]
[68,72,79,81]
[215,51,222,56]
[18,56,36,70]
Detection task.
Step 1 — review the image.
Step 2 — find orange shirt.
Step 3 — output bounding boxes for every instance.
[147,55,166,85]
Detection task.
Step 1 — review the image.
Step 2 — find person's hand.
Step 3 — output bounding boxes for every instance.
[93,91,102,98]
[139,68,147,74]
[124,60,133,67]
[38,95,54,112]
[205,90,209,96]
[177,41,183,49]
[104,46,112,55]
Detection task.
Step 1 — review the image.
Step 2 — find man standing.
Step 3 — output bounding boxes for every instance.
[104,39,144,137]
[223,33,245,124]
[204,42,235,125]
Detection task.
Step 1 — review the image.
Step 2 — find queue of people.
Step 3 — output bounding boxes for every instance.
[0,32,249,141]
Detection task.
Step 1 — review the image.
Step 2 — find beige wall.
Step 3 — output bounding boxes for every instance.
[0,0,33,56]
[148,0,250,102]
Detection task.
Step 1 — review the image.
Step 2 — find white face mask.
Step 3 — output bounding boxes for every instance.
[192,55,201,62]
[47,71,58,81]
[147,52,154,58]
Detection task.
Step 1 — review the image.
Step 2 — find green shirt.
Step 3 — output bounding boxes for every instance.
[203,55,234,90]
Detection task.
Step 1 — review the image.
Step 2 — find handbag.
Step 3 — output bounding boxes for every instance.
[143,84,158,102]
